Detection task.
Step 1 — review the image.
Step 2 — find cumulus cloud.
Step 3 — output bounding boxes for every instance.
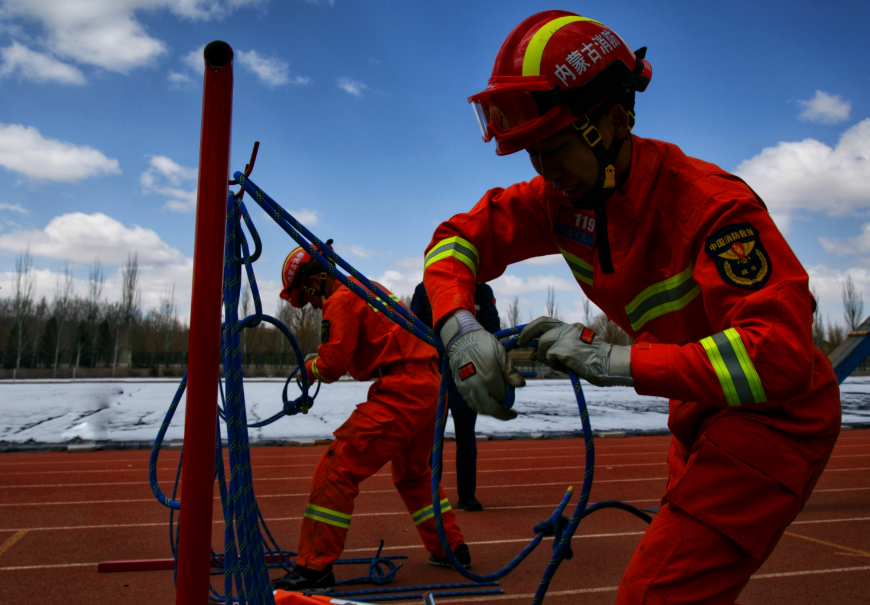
[140,155,197,212]
[0,41,85,84]
[0,212,185,266]
[0,123,120,182]
[734,118,870,232]
[371,257,423,297]
[183,45,206,74]
[0,0,264,73]
[806,264,870,322]
[237,49,290,86]
[798,90,851,124]
[337,77,366,96]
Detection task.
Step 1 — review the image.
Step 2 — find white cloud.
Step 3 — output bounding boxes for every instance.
[798,90,851,124]
[0,1,264,74]
[303,0,335,5]
[806,264,870,323]
[0,123,120,182]
[0,203,26,214]
[734,118,870,233]
[519,254,563,266]
[336,244,388,259]
[168,70,192,86]
[0,41,85,84]
[820,222,870,257]
[0,212,185,266]
[371,257,423,297]
[337,77,366,96]
[490,273,576,297]
[140,155,198,212]
[237,49,290,86]
[183,45,206,74]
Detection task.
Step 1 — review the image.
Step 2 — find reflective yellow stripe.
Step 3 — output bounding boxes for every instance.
[700,328,767,406]
[311,358,332,384]
[624,266,701,331]
[558,247,593,286]
[522,15,602,76]
[368,293,400,314]
[424,237,479,277]
[412,498,452,525]
[304,503,351,529]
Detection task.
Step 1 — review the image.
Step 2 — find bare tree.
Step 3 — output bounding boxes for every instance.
[507,295,521,328]
[87,260,104,367]
[590,314,634,346]
[113,252,141,376]
[826,318,845,352]
[52,265,74,377]
[810,284,825,349]
[158,283,178,368]
[9,249,35,379]
[30,296,48,369]
[842,275,864,333]
[545,285,560,320]
[277,299,321,360]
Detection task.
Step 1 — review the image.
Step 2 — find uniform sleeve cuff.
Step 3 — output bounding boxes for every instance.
[630,343,674,399]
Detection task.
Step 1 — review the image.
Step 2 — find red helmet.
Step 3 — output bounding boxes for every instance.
[279,239,334,308]
[469,11,652,155]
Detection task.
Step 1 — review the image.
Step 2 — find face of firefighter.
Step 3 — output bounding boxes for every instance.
[526,104,631,197]
[298,274,325,310]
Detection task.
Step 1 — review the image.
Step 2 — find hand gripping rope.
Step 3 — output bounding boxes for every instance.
[231,166,655,603]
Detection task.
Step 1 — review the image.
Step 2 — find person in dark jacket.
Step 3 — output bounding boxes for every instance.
[410,281,500,511]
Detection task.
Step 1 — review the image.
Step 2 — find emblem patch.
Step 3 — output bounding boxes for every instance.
[553,204,596,248]
[320,320,330,344]
[580,328,596,344]
[458,362,476,381]
[705,222,771,290]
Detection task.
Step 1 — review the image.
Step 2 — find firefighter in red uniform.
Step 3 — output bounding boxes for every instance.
[271,243,468,591]
[423,11,840,604]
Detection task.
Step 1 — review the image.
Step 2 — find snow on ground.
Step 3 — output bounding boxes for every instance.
[0,376,867,447]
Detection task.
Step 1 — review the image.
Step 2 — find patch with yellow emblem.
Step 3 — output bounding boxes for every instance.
[320,320,330,344]
[705,222,771,290]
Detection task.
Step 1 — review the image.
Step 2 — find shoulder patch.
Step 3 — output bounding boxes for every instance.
[320,319,330,344]
[705,222,771,290]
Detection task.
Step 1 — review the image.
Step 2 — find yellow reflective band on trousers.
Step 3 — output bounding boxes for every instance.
[304,503,351,529]
[700,328,767,406]
[424,237,480,277]
[412,498,452,525]
[559,247,593,286]
[311,359,333,384]
[624,265,701,331]
[522,15,602,76]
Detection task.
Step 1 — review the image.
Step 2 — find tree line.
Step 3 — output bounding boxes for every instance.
[1,247,865,379]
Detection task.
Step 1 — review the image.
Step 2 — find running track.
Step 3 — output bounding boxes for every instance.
[1,431,868,604]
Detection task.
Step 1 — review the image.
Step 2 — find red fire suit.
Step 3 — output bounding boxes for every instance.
[296,280,465,571]
[423,135,840,603]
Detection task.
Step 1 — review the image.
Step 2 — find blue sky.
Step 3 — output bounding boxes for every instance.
[1,0,868,329]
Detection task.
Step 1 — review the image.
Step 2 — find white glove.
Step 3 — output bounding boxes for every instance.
[441,311,525,421]
[517,317,633,387]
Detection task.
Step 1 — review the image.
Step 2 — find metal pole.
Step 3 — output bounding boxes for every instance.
[176,40,233,605]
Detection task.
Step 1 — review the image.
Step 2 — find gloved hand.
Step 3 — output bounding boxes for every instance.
[441,310,525,421]
[304,353,318,362]
[517,317,634,387]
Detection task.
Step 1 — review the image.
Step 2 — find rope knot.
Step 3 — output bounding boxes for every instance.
[534,515,574,560]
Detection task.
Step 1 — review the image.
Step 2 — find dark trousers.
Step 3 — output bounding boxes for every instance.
[450,406,478,502]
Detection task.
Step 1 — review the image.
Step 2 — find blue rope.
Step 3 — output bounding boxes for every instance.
[151,170,655,604]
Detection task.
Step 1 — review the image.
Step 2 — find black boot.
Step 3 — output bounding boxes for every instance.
[456,497,483,511]
[271,564,335,592]
[429,543,471,570]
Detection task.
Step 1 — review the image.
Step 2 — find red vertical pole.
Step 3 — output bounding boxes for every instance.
[176,40,233,605]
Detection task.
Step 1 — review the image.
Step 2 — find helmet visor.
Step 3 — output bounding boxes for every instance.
[468,77,557,142]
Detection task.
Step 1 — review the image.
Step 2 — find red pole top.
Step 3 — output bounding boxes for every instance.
[175,40,233,605]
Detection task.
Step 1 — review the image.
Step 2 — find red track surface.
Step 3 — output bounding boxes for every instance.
[1,431,868,604]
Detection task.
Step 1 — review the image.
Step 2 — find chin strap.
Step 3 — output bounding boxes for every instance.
[570,116,633,275]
